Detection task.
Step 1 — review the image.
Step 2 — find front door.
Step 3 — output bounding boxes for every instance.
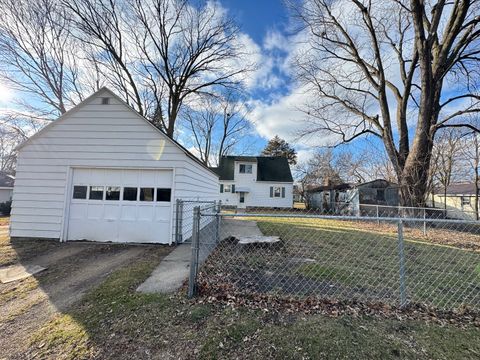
[239,192,246,208]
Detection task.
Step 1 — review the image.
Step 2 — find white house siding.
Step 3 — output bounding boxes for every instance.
[0,188,13,203]
[429,194,478,220]
[220,181,293,208]
[10,89,218,243]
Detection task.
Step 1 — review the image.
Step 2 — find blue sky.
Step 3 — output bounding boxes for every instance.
[222,0,289,45]
[0,0,387,166]
[216,0,383,163]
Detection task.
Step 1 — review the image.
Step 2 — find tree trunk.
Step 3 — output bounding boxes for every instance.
[166,95,181,138]
[397,132,433,207]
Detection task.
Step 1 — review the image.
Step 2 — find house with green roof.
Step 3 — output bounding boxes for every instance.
[211,156,293,208]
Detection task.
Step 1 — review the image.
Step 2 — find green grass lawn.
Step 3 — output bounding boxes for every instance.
[27,254,480,359]
[200,217,480,310]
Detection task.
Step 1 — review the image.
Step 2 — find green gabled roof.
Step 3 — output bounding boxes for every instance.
[211,156,293,182]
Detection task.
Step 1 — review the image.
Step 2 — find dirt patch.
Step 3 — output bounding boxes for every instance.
[0,239,172,358]
[0,217,9,227]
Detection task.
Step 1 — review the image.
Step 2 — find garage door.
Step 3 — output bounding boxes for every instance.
[67,168,173,243]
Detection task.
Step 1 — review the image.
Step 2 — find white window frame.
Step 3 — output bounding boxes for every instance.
[224,184,232,193]
[461,196,471,206]
[239,164,253,174]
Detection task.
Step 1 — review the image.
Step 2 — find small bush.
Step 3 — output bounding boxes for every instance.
[0,200,12,216]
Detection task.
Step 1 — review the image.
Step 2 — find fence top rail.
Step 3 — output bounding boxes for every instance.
[178,199,217,204]
[359,203,477,214]
[200,211,480,225]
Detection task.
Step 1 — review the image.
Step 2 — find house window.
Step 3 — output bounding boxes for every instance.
[105,186,121,200]
[156,188,171,202]
[239,164,252,174]
[73,185,87,199]
[461,196,471,206]
[224,185,231,193]
[140,188,154,201]
[239,192,245,203]
[274,187,282,197]
[270,186,285,198]
[123,187,138,201]
[89,186,104,200]
[101,97,110,105]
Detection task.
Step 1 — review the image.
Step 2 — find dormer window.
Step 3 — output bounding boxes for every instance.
[239,164,252,174]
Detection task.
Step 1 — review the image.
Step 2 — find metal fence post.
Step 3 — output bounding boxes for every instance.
[175,199,180,244]
[177,200,184,244]
[423,208,427,236]
[397,220,407,308]
[215,200,222,244]
[376,205,380,224]
[188,206,201,298]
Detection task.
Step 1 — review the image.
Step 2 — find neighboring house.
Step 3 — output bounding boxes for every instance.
[10,88,219,244]
[0,172,14,203]
[293,184,303,202]
[429,183,479,220]
[309,179,399,214]
[212,156,293,208]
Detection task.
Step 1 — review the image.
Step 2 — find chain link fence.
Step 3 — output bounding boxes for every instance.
[174,199,219,244]
[187,205,480,312]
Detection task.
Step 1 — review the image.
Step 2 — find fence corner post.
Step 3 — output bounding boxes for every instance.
[188,206,201,298]
[397,220,407,308]
[215,200,222,244]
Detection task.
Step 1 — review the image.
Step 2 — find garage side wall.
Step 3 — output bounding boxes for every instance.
[10,89,219,243]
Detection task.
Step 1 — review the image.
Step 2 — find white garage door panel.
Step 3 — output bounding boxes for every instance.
[67,168,173,243]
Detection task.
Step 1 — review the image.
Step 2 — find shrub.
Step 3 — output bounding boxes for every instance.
[0,200,12,216]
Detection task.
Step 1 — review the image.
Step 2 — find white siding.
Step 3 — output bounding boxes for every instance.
[10,89,218,242]
[220,181,293,208]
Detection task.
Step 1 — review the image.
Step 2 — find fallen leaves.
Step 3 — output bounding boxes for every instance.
[193,284,480,328]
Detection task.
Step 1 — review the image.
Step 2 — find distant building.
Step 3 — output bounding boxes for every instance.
[430,183,479,220]
[308,179,399,214]
[0,172,14,204]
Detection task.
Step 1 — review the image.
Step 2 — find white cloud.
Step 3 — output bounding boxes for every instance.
[263,29,290,52]
[248,84,340,147]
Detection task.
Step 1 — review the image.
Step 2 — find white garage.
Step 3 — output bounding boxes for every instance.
[10,88,219,244]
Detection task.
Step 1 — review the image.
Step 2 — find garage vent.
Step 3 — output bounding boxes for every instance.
[101,97,110,105]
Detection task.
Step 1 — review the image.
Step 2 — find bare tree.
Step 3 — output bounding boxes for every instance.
[184,91,250,166]
[431,129,464,210]
[0,0,98,119]
[292,0,480,206]
[335,151,370,183]
[0,111,39,173]
[66,0,250,137]
[459,131,480,219]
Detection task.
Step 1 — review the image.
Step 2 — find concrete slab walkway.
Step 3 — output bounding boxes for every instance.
[137,218,262,294]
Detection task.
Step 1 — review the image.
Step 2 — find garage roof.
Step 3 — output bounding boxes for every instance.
[16,87,218,177]
[212,156,293,182]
